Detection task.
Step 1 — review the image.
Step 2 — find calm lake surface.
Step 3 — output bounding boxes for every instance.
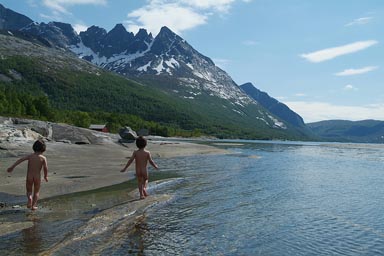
[2,140,384,255]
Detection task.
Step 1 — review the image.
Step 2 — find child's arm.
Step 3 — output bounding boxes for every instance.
[121,151,135,172]
[148,152,158,170]
[43,157,48,182]
[7,155,30,173]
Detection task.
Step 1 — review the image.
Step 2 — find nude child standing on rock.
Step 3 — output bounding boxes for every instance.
[121,136,158,199]
[7,140,48,210]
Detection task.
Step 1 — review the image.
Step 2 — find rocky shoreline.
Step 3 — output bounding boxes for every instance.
[0,116,228,241]
[0,116,227,205]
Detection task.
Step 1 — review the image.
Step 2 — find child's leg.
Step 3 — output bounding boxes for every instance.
[143,178,149,197]
[31,179,41,210]
[26,179,33,208]
[137,176,145,199]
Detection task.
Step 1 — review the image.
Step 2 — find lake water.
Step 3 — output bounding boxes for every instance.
[2,140,384,255]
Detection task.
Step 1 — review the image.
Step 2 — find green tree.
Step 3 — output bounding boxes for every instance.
[0,90,8,114]
[71,111,91,128]
[33,96,54,120]
[22,94,38,116]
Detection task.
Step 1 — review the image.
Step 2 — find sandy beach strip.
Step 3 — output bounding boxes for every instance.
[0,138,227,238]
[1,138,227,201]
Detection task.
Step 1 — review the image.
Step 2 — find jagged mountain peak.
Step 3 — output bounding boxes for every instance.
[151,26,188,55]
[21,21,79,47]
[0,4,313,139]
[50,21,78,42]
[0,3,33,30]
[158,26,178,38]
[107,24,135,41]
[110,23,127,33]
[80,25,107,38]
[51,21,76,33]
[135,28,152,41]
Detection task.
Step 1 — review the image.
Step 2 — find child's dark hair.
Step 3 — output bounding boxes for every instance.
[33,140,46,153]
[136,136,147,149]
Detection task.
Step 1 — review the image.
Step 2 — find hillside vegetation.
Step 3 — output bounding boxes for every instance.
[307,120,384,143]
[0,55,201,136]
[0,33,309,139]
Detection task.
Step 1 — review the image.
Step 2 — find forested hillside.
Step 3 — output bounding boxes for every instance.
[0,55,205,136]
[307,120,384,143]
[0,32,314,140]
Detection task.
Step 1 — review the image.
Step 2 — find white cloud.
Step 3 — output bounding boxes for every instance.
[181,0,235,12]
[42,0,107,14]
[300,40,378,63]
[343,84,358,91]
[126,3,207,35]
[294,93,307,97]
[242,40,258,46]
[345,17,373,26]
[73,23,88,33]
[126,0,247,35]
[284,101,384,123]
[335,66,378,76]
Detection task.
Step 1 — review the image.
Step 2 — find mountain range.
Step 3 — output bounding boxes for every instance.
[307,120,384,143]
[1,3,383,142]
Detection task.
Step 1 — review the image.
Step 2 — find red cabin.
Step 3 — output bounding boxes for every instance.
[89,124,109,133]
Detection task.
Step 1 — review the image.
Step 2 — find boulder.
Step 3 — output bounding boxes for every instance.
[52,123,105,144]
[119,126,137,141]
[12,118,53,140]
[0,116,115,145]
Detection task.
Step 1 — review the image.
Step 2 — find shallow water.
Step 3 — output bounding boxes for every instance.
[2,141,384,255]
[137,141,384,255]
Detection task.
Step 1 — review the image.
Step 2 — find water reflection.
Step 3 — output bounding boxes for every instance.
[141,141,384,255]
[21,217,42,254]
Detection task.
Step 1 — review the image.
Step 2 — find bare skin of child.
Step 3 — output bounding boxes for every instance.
[121,136,158,199]
[7,140,48,210]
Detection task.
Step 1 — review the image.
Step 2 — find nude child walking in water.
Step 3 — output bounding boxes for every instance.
[121,136,158,199]
[7,140,48,210]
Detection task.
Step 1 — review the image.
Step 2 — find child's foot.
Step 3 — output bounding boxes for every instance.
[140,195,146,200]
[143,189,149,197]
[27,197,32,208]
[31,206,38,211]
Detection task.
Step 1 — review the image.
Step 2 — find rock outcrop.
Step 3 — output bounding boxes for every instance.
[0,116,115,148]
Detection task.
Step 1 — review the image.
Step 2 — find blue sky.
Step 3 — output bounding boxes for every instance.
[1,0,383,123]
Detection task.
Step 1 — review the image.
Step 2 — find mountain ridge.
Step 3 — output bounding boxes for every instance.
[0,4,33,30]
[307,120,384,143]
[0,4,315,140]
[240,82,306,128]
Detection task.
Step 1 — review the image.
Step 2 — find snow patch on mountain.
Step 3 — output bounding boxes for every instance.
[233,109,244,115]
[268,114,287,129]
[256,117,269,126]
[70,42,147,67]
[137,61,152,72]
[165,58,179,68]
[65,29,259,110]
[69,37,155,70]
[64,26,285,130]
